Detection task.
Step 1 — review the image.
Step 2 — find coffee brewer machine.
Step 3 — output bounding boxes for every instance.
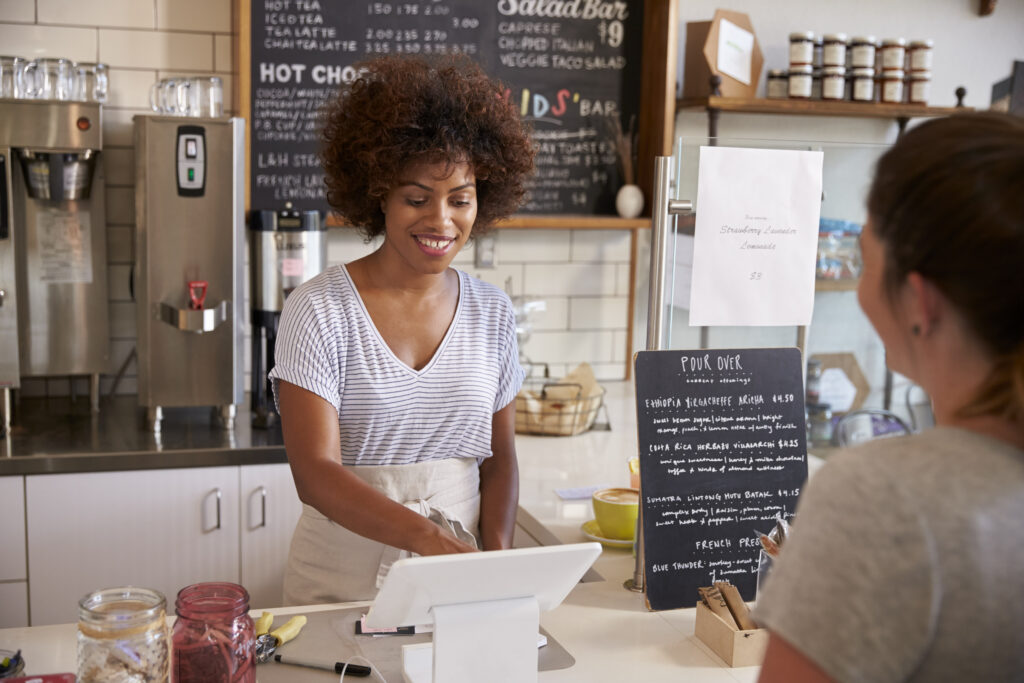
[134,116,244,431]
[249,205,326,427]
[0,99,110,434]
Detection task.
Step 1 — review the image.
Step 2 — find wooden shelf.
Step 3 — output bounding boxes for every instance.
[676,96,968,120]
[324,213,651,230]
[815,278,859,292]
[496,215,650,230]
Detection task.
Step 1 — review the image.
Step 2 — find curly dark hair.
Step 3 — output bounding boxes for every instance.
[320,54,535,239]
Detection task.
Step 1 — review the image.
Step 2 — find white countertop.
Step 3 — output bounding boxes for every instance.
[0,381,805,681]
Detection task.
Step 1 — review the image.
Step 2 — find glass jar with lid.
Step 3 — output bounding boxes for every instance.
[851,67,876,102]
[880,37,907,70]
[807,403,834,447]
[850,36,877,69]
[822,66,846,100]
[822,33,848,67]
[908,70,931,104]
[789,31,816,66]
[767,69,789,99]
[77,586,170,683]
[908,39,934,71]
[788,64,813,99]
[881,68,905,103]
[172,582,255,683]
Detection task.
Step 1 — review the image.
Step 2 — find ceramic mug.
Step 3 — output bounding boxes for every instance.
[592,487,639,540]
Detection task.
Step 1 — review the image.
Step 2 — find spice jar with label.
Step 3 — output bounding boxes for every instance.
[788,64,813,99]
[822,66,846,100]
[806,402,834,447]
[767,69,789,99]
[851,67,876,102]
[908,39,934,71]
[173,582,255,683]
[822,33,848,67]
[78,586,170,683]
[908,70,931,104]
[850,36,877,69]
[881,68,905,103]
[880,37,907,70]
[789,31,816,66]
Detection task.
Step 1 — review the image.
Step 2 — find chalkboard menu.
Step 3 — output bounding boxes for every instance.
[249,0,644,215]
[634,348,808,611]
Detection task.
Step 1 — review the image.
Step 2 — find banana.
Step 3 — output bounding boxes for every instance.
[269,615,307,645]
[254,611,274,637]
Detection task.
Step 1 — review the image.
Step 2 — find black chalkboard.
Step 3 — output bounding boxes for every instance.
[634,348,808,611]
[249,0,644,215]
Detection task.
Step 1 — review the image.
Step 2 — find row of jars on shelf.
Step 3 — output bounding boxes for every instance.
[0,55,108,102]
[788,33,933,72]
[767,65,931,104]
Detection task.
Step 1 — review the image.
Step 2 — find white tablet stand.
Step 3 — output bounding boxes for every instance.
[363,543,602,683]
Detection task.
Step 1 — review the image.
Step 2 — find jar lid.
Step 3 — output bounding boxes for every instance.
[852,67,876,77]
[851,35,877,45]
[909,70,932,79]
[789,31,816,41]
[823,66,846,76]
[882,37,907,47]
[768,68,788,77]
[823,33,848,43]
[909,39,934,48]
[789,64,813,75]
[881,68,906,77]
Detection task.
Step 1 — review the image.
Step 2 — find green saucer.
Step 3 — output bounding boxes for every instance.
[581,519,634,549]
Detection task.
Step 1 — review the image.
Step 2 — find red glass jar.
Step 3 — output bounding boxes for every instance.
[172,582,255,683]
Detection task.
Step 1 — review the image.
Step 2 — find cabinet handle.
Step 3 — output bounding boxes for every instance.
[204,487,222,532]
[258,485,267,528]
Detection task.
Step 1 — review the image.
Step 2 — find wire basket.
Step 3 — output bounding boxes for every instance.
[514,380,608,436]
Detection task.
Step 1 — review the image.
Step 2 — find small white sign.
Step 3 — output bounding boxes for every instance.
[820,367,858,413]
[717,18,754,86]
[37,208,92,283]
[689,146,823,326]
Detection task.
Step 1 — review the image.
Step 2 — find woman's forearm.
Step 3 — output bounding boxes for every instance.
[478,402,520,550]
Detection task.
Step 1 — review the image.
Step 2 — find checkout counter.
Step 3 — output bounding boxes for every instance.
[0,382,823,681]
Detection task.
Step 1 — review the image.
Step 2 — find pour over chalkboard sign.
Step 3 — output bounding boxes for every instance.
[248,0,644,215]
[634,348,808,611]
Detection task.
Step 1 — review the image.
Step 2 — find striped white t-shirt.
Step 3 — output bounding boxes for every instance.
[270,265,525,466]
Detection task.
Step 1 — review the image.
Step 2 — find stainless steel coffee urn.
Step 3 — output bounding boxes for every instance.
[133,115,244,431]
[249,205,326,427]
[0,99,111,434]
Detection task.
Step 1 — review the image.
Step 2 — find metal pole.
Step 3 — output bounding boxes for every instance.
[626,157,692,594]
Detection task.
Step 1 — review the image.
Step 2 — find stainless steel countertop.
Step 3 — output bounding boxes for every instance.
[1,395,287,475]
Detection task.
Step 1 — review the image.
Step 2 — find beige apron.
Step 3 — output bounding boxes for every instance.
[282,457,481,606]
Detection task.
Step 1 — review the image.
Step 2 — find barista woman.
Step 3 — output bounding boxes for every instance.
[756,112,1024,681]
[270,55,535,604]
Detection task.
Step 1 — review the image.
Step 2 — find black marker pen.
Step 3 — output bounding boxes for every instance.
[273,654,372,677]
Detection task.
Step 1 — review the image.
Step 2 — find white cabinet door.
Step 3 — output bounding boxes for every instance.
[0,581,28,628]
[239,463,303,609]
[0,476,26,580]
[27,467,240,626]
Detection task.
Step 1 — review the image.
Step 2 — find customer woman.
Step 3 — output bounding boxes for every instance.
[756,112,1024,681]
[270,54,535,604]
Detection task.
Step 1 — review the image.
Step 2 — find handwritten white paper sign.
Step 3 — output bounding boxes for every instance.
[689,146,823,326]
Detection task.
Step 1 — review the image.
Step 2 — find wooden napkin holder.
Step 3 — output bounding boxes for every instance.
[694,601,769,667]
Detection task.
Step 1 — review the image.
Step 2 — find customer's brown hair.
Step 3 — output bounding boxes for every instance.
[866,112,1024,420]
[320,54,535,240]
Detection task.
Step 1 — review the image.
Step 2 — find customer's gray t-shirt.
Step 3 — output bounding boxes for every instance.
[754,427,1024,682]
